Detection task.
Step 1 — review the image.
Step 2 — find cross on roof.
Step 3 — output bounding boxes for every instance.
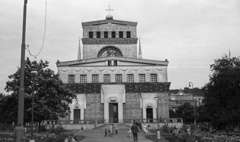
[105,5,113,15]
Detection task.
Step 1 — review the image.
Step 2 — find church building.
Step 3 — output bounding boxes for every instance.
[56,13,171,124]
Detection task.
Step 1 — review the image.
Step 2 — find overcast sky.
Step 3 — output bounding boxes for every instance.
[0,0,240,94]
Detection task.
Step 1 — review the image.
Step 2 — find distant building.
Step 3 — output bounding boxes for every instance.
[56,14,170,123]
[169,89,204,112]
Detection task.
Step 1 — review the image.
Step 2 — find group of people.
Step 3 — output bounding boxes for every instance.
[105,124,118,137]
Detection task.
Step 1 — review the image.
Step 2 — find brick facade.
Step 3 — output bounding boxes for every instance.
[83,44,137,59]
[84,94,104,123]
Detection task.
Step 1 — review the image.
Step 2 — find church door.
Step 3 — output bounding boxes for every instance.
[74,109,81,124]
[109,103,118,123]
[146,108,153,123]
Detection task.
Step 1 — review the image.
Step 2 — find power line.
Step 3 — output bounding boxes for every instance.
[26,0,48,59]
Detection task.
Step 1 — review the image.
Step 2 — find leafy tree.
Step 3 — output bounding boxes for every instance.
[203,53,240,134]
[175,102,195,124]
[2,58,76,124]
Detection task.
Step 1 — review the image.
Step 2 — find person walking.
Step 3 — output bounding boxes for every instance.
[105,127,108,137]
[109,124,113,137]
[112,124,115,136]
[131,120,139,142]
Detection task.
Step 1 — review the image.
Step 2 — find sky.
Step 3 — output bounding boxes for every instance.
[0,0,240,94]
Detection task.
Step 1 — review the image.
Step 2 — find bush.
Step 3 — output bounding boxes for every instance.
[162,124,170,133]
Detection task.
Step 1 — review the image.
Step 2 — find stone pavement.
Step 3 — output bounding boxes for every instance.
[78,124,168,142]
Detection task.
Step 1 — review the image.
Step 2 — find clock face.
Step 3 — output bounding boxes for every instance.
[98,46,123,57]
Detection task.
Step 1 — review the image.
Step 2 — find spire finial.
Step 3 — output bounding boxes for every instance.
[77,38,81,60]
[139,38,142,59]
[105,5,113,20]
[105,5,113,15]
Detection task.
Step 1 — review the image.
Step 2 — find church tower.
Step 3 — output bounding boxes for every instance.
[81,15,138,59]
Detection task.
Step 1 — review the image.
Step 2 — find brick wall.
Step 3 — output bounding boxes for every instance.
[123,93,142,122]
[83,44,137,59]
[157,93,169,119]
[84,93,104,123]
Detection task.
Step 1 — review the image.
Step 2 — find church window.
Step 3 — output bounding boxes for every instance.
[127,74,134,83]
[111,31,116,38]
[98,46,123,57]
[127,31,131,38]
[68,75,75,83]
[119,31,123,38]
[104,74,111,83]
[92,74,99,83]
[80,75,87,83]
[89,31,93,38]
[114,61,117,66]
[97,31,101,38]
[108,61,112,66]
[150,74,157,82]
[104,31,108,38]
[115,74,122,83]
[139,74,145,82]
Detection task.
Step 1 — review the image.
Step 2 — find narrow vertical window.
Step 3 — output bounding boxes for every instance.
[97,31,101,38]
[111,31,116,38]
[92,74,99,83]
[80,74,87,83]
[89,31,93,38]
[127,31,131,38]
[127,74,134,83]
[119,31,123,38]
[139,74,145,82]
[68,75,75,83]
[108,61,111,66]
[115,74,122,83]
[104,31,108,38]
[150,74,157,82]
[104,74,111,83]
[114,61,117,66]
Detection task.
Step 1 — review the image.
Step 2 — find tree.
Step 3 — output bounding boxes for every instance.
[175,102,195,124]
[2,58,76,124]
[203,53,240,134]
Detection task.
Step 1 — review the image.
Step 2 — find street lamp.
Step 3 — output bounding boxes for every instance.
[154,96,160,140]
[31,69,38,140]
[189,82,196,130]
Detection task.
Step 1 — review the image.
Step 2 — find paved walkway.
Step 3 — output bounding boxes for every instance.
[78,124,168,142]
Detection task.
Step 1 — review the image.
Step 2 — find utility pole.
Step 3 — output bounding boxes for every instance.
[16,0,28,142]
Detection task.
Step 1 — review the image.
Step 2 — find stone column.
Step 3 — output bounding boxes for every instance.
[104,102,109,123]
[81,108,84,121]
[118,102,123,123]
[153,108,157,122]
[143,107,146,121]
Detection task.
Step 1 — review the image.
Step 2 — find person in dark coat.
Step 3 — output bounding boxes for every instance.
[131,120,139,142]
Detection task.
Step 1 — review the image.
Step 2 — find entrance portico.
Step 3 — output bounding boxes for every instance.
[101,85,125,123]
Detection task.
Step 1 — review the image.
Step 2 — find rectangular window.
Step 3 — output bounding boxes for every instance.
[104,74,111,83]
[96,31,101,38]
[92,74,99,83]
[104,31,108,38]
[127,74,134,83]
[114,61,117,66]
[68,75,75,83]
[119,31,123,38]
[139,74,145,82]
[89,31,93,38]
[150,74,157,82]
[127,31,131,38]
[111,31,116,38]
[115,74,122,83]
[80,75,87,83]
[108,61,111,66]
